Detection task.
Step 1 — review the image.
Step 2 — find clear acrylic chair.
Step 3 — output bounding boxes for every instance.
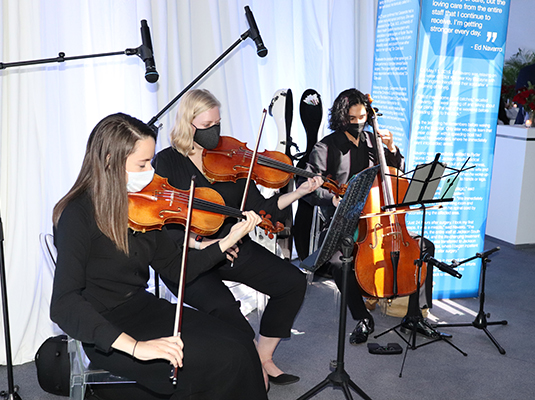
[39,233,135,400]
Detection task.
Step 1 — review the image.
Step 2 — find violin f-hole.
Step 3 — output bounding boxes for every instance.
[159,209,182,219]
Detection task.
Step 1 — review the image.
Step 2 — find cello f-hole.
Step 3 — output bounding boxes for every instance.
[369,223,382,249]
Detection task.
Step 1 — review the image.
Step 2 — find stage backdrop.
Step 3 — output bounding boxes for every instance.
[0,0,378,365]
[371,0,511,298]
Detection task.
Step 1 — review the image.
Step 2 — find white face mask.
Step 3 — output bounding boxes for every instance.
[126,167,155,193]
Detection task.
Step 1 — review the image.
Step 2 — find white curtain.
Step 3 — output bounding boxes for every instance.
[0,0,377,365]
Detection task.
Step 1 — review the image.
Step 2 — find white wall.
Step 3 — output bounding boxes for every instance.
[505,0,535,59]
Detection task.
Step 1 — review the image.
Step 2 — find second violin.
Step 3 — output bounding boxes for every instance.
[202,135,347,196]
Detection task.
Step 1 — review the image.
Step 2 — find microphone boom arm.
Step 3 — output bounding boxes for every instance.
[146,30,251,129]
[0,49,134,70]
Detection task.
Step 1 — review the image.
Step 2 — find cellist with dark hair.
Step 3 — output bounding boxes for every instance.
[297,88,443,345]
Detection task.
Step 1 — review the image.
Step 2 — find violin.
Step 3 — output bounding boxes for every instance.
[128,174,284,237]
[353,107,426,298]
[202,136,347,197]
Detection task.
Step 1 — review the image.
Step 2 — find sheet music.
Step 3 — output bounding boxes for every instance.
[439,174,460,199]
[402,162,445,203]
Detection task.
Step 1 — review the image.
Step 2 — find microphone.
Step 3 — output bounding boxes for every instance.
[423,254,462,279]
[244,6,268,58]
[477,246,500,259]
[139,20,159,83]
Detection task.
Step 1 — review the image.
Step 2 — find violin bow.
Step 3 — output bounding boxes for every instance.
[240,108,268,211]
[170,176,196,385]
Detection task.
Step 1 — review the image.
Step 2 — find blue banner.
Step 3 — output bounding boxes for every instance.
[371,0,420,153]
[372,0,511,298]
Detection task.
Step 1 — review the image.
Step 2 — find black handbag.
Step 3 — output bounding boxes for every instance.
[35,334,70,396]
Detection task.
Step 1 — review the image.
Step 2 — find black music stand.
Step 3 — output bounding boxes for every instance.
[432,247,507,354]
[298,166,379,400]
[373,154,473,376]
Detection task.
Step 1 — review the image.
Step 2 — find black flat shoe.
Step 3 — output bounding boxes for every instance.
[268,373,300,385]
[349,317,375,345]
[400,317,451,339]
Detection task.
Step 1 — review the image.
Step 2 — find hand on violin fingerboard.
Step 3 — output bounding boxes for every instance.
[218,211,261,255]
[279,176,324,210]
[298,176,324,195]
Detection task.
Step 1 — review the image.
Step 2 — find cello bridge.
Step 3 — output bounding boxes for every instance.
[382,224,410,247]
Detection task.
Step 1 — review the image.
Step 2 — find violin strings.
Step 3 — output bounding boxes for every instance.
[152,190,244,219]
[153,190,276,229]
[236,148,316,179]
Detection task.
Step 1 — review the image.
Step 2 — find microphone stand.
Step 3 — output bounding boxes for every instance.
[0,22,155,400]
[0,214,22,399]
[0,18,153,72]
[432,247,507,354]
[146,29,255,131]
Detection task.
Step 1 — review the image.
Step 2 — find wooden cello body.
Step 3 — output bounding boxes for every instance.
[354,111,426,299]
[354,166,426,298]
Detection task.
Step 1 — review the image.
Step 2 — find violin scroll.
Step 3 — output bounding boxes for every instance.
[322,176,347,197]
[258,210,285,239]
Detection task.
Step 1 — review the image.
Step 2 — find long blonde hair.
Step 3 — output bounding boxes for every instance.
[53,113,157,254]
[170,89,221,156]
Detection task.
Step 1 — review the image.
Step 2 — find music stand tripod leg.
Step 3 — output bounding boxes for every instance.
[297,236,372,400]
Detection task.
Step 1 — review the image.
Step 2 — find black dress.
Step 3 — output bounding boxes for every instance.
[50,193,267,400]
[152,147,307,340]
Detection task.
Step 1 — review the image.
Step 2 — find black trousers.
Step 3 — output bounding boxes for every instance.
[83,290,267,400]
[164,238,307,340]
[328,235,435,321]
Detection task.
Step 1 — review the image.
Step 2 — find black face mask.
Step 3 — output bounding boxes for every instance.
[193,124,221,149]
[346,122,366,140]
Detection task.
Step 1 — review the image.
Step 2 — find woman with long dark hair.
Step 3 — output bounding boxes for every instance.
[50,112,268,399]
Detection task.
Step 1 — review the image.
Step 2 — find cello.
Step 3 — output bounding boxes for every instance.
[353,108,426,299]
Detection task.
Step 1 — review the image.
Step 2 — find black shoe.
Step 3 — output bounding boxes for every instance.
[268,373,300,385]
[349,317,375,345]
[400,317,448,339]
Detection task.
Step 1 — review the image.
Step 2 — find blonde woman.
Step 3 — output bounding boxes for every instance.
[153,89,323,387]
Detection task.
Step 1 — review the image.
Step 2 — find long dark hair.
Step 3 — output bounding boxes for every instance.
[53,113,157,254]
[328,89,373,132]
